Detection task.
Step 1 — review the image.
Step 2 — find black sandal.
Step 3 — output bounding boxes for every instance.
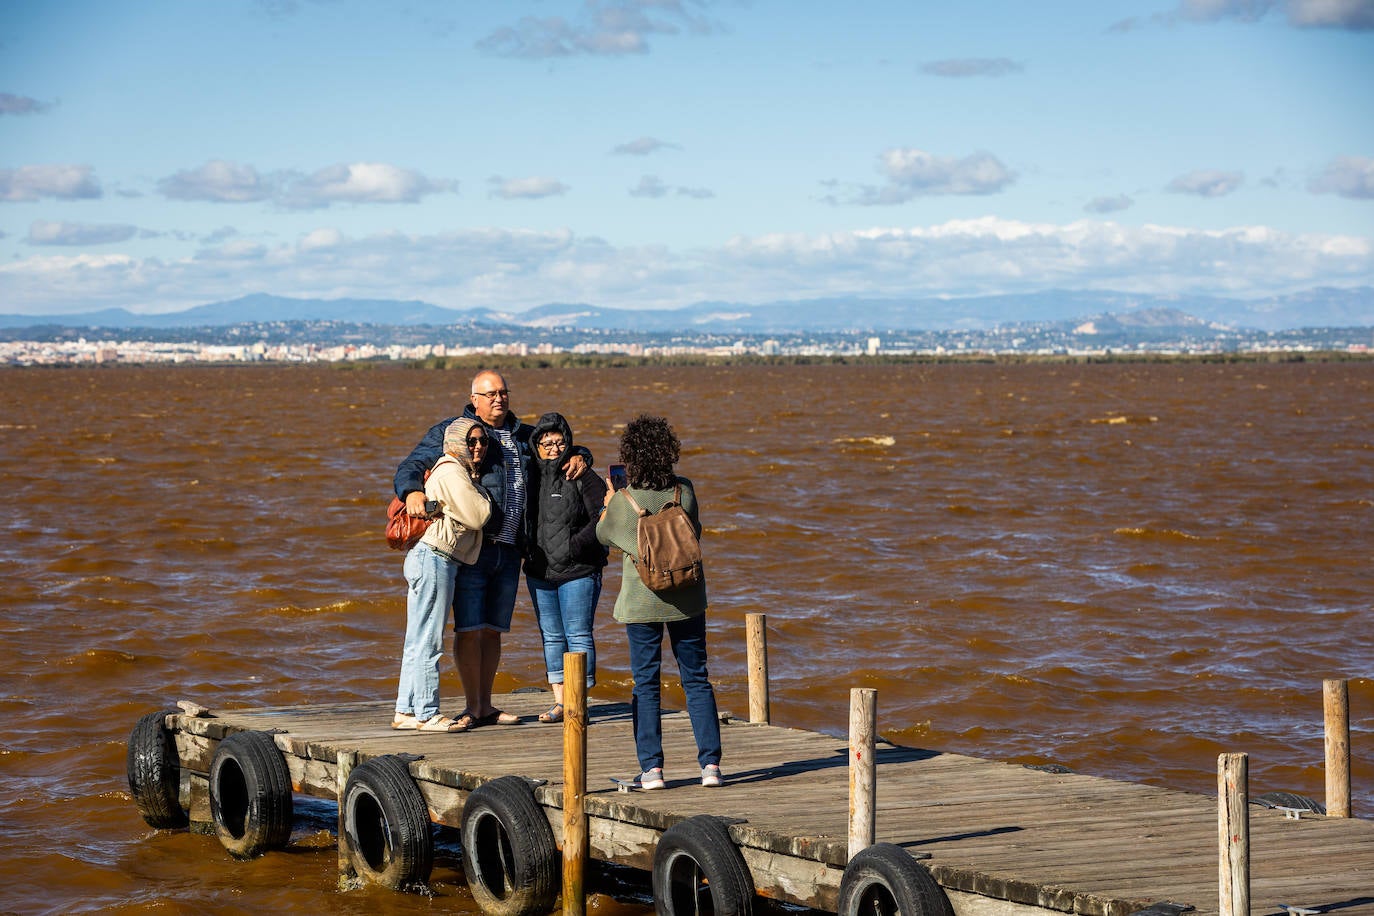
[538,703,564,723]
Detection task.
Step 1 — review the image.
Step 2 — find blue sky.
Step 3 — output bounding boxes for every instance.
[1,0,1371,316]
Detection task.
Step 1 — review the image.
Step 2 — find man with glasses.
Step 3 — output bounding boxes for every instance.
[393,370,589,730]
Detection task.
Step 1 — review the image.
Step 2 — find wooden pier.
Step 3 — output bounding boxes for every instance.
[140,691,1374,916]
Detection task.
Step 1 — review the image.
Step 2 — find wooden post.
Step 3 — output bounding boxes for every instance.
[336,749,358,888]
[1324,678,1351,818]
[562,652,588,916]
[746,613,770,725]
[1218,753,1249,916]
[848,687,877,861]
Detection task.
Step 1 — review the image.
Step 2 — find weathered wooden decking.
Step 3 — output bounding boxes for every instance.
[169,692,1374,916]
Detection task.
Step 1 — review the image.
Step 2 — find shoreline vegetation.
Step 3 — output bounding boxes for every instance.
[4,350,1372,371]
[402,350,1374,370]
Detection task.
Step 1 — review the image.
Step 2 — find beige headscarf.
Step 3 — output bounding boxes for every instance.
[442,418,485,476]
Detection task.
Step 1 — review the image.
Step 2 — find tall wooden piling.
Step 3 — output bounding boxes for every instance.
[747,613,770,725]
[336,749,358,888]
[1324,678,1351,818]
[562,652,588,916]
[1218,753,1250,916]
[848,687,877,861]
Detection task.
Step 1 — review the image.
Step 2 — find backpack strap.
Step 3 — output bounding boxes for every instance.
[618,484,682,516]
[619,489,649,518]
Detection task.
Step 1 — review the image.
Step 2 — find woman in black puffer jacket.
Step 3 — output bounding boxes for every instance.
[523,412,609,723]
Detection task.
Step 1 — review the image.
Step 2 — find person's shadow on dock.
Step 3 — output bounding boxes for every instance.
[1295,899,1374,914]
[722,742,942,785]
[722,742,1028,848]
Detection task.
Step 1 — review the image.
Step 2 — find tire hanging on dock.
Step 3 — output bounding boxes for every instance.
[461,775,559,916]
[126,709,189,829]
[208,730,293,859]
[837,843,952,916]
[652,814,754,916]
[1253,790,1327,815]
[341,755,434,890]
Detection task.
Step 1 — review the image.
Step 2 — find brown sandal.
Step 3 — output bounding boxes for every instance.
[416,714,466,733]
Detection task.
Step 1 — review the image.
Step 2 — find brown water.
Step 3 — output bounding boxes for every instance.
[1,361,1370,913]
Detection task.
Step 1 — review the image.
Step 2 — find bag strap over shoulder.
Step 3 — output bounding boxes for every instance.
[619,489,648,517]
[618,483,682,517]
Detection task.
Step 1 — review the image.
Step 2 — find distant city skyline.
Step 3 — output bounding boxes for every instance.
[2,1,1372,317]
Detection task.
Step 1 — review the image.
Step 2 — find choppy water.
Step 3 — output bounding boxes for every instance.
[1,361,1370,913]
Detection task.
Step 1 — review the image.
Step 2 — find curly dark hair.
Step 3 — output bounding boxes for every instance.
[619,414,680,491]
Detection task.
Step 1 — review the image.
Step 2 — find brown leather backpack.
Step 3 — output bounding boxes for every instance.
[620,484,703,591]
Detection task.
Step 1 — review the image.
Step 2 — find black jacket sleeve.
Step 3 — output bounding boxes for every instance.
[393,417,453,500]
[569,471,609,562]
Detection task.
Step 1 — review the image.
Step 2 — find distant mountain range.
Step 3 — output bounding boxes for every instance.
[2,287,1371,334]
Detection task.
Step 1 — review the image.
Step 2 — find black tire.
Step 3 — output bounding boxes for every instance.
[126,709,189,829]
[837,843,953,916]
[209,730,293,859]
[461,775,559,916]
[1254,791,1326,815]
[652,815,754,916]
[342,755,434,890]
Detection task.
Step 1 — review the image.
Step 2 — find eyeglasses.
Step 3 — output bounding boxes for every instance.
[466,437,487,449]
[538,438,566,451]
[472,388,510,401]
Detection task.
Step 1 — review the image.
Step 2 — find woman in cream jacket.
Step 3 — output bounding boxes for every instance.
[392,418,493,732]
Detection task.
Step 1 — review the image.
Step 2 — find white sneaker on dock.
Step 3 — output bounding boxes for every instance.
[701,765,722,788]
[638,768,666,790]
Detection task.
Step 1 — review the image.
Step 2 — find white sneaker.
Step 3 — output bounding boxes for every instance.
[638,768,666,790]
[701,765,722,788]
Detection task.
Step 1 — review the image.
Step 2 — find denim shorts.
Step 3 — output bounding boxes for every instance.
[452,540,521,633]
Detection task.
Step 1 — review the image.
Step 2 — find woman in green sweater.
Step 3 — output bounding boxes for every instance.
[596,415,722,789]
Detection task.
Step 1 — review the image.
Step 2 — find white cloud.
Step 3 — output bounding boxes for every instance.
[488,176,570,199]
[1166,169,1244,197]
[1179,0,1276,22]
[157,160,457,208]
[1147,0,1374,28]
[2,218,1369,315]
[159,160,274,203]
[612,136,681,155]
[630,175,714,199]
[0,93,53,115]
[27,220,139,246]
[204,226,240,244]
[1308,155,1374,199]
[282,163,457,208]
[630,175,669,198]
[0,164,102,202]
[920,58,1024,78]
[831,149,1016,205]
[476,1,721,59]
[1085,194,1135,214]
[299,228,345,250]
[1287,0,1374,28]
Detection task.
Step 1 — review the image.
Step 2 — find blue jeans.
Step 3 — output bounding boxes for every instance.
[396,542,457,721]
[527,573,601,688]
[453,541,521,633]
[626,615,722,772]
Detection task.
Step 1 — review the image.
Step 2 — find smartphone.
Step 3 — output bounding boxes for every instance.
[608,464,627,491]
